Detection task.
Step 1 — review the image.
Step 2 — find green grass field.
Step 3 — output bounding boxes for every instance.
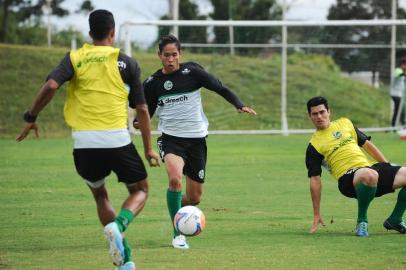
[1,134,406,270]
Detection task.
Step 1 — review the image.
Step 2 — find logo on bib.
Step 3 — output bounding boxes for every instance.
[332,131,342,139]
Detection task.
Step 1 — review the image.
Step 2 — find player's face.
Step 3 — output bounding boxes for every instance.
[309,104,330,130]
[159,43,181,74]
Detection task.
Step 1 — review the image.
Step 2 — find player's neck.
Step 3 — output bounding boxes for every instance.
[162,66,180,74]
[93,39,114,47]
[316,122,331,131]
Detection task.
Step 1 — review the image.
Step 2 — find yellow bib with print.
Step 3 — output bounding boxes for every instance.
[309,118,372,179]
[64,44,128,131]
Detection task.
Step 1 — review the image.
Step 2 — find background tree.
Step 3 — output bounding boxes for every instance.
[209,0,282,55]
[0,0,92,46]
[321,0,406,84]
[0,0,28,42]
[76,0,93,14]
[157,0,207,53]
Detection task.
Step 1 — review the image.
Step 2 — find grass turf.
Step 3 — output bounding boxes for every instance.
[1,133,406,269]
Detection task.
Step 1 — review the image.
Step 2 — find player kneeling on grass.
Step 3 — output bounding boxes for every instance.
[16,9,160,270]
[306,96,406,237]
[138,34,257,249]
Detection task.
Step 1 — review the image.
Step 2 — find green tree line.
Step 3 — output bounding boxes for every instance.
[0,0,93,46]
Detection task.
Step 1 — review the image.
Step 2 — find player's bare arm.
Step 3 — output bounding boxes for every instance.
[362,140,388,163]
[135,104,160,167]
[309,175,325,233]
[16,79,59,142]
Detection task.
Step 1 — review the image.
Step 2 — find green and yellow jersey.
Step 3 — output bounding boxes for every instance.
[65,44,128,131]
[306,117,372,180]
[47,43,146,148]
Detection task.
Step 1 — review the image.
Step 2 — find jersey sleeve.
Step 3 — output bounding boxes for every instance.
[118,53,146,108]
[143,77,158,118]
[306,143,324,178]
[354,126,371,147]
[189,62,244,109]
[46,52,74,85]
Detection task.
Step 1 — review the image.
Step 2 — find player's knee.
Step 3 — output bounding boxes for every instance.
[169,176,182,190]
[92,188,109,202]
[127,179,149,197]
[361,170,379,186]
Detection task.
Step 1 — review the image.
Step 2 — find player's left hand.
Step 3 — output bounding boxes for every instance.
[238,106,257,115]
[309,215,325,234]
[16,122,39,142]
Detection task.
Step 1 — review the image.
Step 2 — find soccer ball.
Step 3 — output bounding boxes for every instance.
[174,206,206,236]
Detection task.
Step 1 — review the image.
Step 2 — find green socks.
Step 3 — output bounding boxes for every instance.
[122,238,133,263]
[388,187,406,224]
[167,189,182,237]
[115,208,135,233]
[355,183,377,223]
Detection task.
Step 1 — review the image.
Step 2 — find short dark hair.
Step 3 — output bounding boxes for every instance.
[89,9,115,41]
[399,57,406,66]
[158,35,181,52]
[307,96,329,114]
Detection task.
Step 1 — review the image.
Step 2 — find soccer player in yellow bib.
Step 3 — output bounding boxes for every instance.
[16,9,160,270]
[306,96,406,237]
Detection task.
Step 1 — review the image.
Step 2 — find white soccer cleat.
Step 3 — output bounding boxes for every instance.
[104,222,125,266]
[116,261,136,270]
[172,235,189,249]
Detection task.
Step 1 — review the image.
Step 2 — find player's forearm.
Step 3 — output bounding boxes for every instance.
[310,177,322,217]
[135,105,153,152]
[28,80,59,116]
[212,86,244,109]
[363,141,388,163]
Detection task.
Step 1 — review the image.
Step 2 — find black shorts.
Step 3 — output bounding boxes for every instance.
[338,162,401,198]
[73,143,147,185]
[157,133,207,183]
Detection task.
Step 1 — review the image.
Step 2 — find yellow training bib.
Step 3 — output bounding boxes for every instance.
[64,44,128,131]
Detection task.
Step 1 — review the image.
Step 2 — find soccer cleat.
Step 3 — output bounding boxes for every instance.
[355,221,369,237]
[104,222,125,266]
[172,235,189,249]
[116,261,136,270]
[383,219,406,234]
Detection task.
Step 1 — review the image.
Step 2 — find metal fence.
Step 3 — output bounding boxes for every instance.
[120,19,406,135]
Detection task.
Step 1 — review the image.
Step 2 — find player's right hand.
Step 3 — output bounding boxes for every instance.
[133,120,139,129]
[145,149,160,167]
[309,215,325,234]
[16,122,39,142]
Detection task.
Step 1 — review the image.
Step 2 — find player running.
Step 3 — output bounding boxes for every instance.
[139,34,256,249]
[306,96,406,237]
[17,9,160,270]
